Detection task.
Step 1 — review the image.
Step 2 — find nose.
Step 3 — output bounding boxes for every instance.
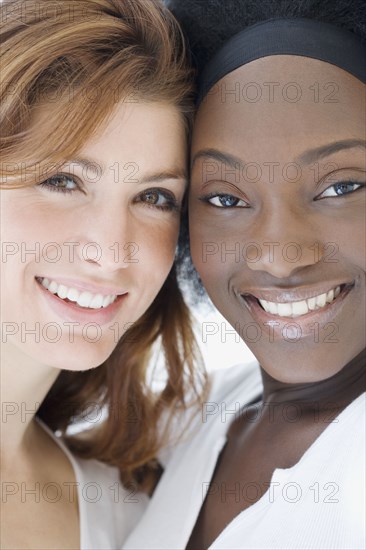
[246,209,324,278]
[75,203,133,272]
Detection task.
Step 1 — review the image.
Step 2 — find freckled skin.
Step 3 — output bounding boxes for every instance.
[187,56,366,549]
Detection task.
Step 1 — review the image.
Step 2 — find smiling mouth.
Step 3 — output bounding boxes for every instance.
[35,277,126,310]
[242,283,352,319]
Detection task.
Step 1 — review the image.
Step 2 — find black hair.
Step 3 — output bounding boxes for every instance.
[167,0,366,77]
[172,0,366,300]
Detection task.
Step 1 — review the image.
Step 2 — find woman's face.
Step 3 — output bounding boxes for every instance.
[190,56,365,382]
[1,101,187,370]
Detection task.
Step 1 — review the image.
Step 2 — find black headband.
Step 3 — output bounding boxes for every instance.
[197,18,366,105]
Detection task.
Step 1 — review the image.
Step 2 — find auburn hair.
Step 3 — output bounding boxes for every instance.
[0,0,205,490]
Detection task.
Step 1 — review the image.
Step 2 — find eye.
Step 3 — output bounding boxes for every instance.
[316,181,364,199]
[38,174,82,194]
[135,188,179,212]
[201,193,249,208]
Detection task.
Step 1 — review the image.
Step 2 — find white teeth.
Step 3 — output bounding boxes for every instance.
[278,303,292,316]
[57,285,68,300]
[77,291,93,308]
[89,294,105,309]
[67,288,80,302]
[316,293,327,308]
[268,301,278,315]
[102,295,117,308]
[37,278,119,310]
[292,300,309,317]
[102,295,111,308]
[257,285,343,318]
[49,281,58,294]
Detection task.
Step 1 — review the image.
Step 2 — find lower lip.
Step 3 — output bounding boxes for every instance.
[36,278,128,325]
[241,284,353,340]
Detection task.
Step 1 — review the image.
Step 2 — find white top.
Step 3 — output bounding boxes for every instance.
[123,361,366,550]
[37,419,149,550]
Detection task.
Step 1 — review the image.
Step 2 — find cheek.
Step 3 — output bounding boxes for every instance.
[351,218,366,271]
[136,216,180,286]
[0,200,77,321]
[0,193,50,298]
[344,235,366,272]
[1,192,72,259]
[323,209,366,270]
[189,201,207,273]
[189,203,231,297]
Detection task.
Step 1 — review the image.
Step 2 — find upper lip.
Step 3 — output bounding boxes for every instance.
[36,276,128,296]
[239,281,354,303]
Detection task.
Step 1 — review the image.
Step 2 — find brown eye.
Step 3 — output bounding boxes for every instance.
[143,190,160,204]
[38,174,81,194]
[136,188,179,212]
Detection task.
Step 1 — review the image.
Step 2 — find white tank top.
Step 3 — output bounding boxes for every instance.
[123,361,366,549]
[37,419,149,549]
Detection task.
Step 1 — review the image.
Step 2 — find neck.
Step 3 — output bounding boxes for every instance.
[259,348,366,409]
[0,340,59,456]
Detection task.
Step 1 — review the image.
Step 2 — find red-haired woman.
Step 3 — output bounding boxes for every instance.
[0,1,205,548]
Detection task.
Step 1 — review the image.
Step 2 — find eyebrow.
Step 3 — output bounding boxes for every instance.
[139,171,187,185]
[69,157,103,177]
[64,158,187,184]
[297,139,366,164]
[191,140,366,172]
[191,149,245,171]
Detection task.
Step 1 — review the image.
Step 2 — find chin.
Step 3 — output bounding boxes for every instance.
[22,337,117,372]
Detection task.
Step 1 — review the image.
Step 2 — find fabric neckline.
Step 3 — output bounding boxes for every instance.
[210,391,366,548]
[35,417,83,549]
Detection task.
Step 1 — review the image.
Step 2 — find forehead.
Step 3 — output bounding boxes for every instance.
[193,56,365,162]
[81,101,186,161]
[32,100,187,178]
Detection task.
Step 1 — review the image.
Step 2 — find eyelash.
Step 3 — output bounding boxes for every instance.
[315,181,364,199]
[199,181,365,208]
[199,192,249,209]
[38,174,180,212]
[134,189,180,212]
[38,174,81,195]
